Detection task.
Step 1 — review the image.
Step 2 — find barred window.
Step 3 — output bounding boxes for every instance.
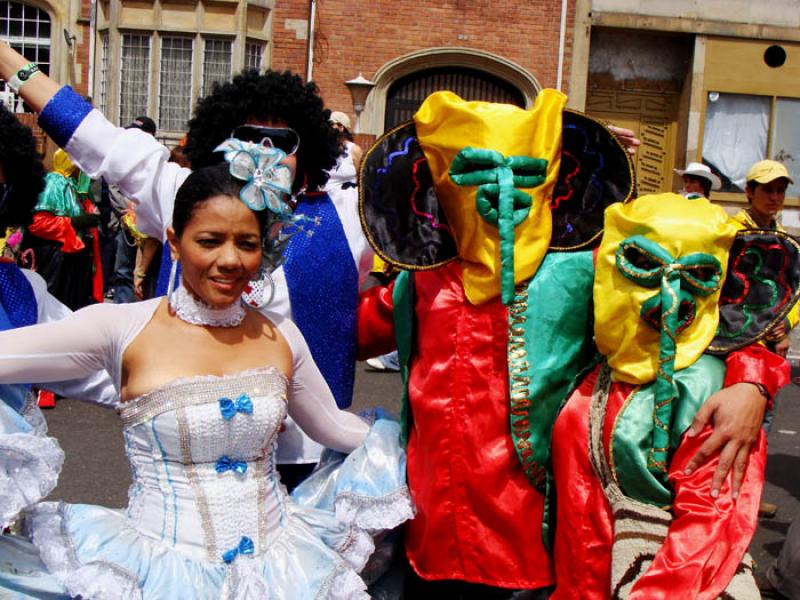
[119,33,150,125]
[0,1,51,112]
[202,38,232,96]
[159,36,193,132]
[97,31,109,116]
[245,40,264,72]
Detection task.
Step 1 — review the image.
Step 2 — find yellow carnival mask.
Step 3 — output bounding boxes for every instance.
[414,90,565,305]
[594,193,737,385]
[53,149,78,179]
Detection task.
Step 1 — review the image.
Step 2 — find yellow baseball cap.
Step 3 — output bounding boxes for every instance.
[746,159,794,185]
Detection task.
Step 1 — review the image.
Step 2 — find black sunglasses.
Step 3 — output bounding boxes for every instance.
[231,125,300,156]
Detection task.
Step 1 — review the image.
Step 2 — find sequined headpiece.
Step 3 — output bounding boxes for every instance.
[214,138,318,271]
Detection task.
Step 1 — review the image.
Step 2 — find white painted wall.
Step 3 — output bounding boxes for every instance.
[592,0,800,28]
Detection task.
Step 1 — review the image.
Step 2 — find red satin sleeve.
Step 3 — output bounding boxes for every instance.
[356,282,397,360]
[629,426,766,600]
[724,344,790,410]
[27,211,85,253]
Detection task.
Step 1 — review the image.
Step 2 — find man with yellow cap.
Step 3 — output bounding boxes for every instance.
[732,159,798,522]
[732,161,797,366]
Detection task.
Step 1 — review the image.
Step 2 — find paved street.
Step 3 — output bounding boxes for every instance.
[43,363,800,584]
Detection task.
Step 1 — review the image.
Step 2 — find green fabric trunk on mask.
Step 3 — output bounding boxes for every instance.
[612,353,726,506]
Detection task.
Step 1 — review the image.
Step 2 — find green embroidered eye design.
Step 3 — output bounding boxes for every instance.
[449,147,548,304]
[614,235,723,480]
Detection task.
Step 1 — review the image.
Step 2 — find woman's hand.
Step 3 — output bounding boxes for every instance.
[683,382,767,498]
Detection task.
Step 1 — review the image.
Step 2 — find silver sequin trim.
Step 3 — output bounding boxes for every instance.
[175,405,217,562]
[120,368,287,426]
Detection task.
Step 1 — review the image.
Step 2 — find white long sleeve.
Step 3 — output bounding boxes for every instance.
[65,110,188,241]
[23,270,116,406]
[266,310,370,453]
[0,299,159,401]
[0,297,369,450]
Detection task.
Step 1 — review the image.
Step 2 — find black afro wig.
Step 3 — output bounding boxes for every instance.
[0,103,45,229]
[183,69,341,193]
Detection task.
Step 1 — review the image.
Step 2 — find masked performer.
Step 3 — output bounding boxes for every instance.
[550,193,798,599]
[358,91,781,595]
[20,149,102,310]
[0,42,374,490]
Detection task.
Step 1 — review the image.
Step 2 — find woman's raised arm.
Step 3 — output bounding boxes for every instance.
[0,42,61,112]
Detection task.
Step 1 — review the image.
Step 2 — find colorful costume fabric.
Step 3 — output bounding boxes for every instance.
[359,91,634,587]
[358,93,782,591]
[730,208,800,341]
[20,150,103,309]
[0,299,412,599]
[550,194,798,599]
[36,86,373,465]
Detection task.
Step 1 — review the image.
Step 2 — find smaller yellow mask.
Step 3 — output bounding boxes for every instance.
[53,149,78,179]
[414,90,565,305]
[594,193,737,384]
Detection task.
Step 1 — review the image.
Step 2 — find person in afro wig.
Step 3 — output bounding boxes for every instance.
[0,102,45,231]
[184,69,341,194]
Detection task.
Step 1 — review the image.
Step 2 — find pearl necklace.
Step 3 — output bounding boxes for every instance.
[169,285,246,327]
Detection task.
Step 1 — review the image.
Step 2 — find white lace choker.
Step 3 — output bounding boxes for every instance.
[169,285,246,327]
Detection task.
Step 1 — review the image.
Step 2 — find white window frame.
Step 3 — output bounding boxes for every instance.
[201,37,232,97]
[0,1,51,113]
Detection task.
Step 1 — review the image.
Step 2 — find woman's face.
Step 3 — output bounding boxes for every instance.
[168,194,262,308]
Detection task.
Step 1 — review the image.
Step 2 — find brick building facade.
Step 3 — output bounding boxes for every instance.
[270,0,576,142]
[3,0,800,211]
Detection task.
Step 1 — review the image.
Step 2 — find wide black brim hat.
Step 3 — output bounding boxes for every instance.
[710,229,800,353]
[358,109,636,271]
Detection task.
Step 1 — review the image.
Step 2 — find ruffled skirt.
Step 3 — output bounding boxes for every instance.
[0,419,413,599]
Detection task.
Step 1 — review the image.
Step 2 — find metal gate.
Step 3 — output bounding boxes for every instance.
[385,66,526,130]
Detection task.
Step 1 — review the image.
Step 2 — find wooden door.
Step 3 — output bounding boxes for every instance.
[586,91,679,195]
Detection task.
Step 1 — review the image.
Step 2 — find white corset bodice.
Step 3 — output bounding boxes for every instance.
[119,367,289,563]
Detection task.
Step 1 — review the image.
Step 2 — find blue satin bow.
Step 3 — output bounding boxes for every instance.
[219,394,254,420]
[222,536,255,564]
[215,455,248,475]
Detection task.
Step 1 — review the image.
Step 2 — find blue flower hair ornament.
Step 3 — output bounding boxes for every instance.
[215,138,294,214]
[214,138,320,272]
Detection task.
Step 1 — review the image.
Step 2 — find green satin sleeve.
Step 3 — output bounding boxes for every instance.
[508,250,597,490]
[33,172,82,217]
[393,270,415,446]
[612,353,726,506]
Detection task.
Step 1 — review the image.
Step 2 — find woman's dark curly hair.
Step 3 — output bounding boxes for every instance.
[0,103,45,229]
[183,69,340,193]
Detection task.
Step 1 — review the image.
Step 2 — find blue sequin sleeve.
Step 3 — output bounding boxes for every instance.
[38,86,93,149]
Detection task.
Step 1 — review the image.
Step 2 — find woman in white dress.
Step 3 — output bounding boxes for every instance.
[0,139,412,599]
